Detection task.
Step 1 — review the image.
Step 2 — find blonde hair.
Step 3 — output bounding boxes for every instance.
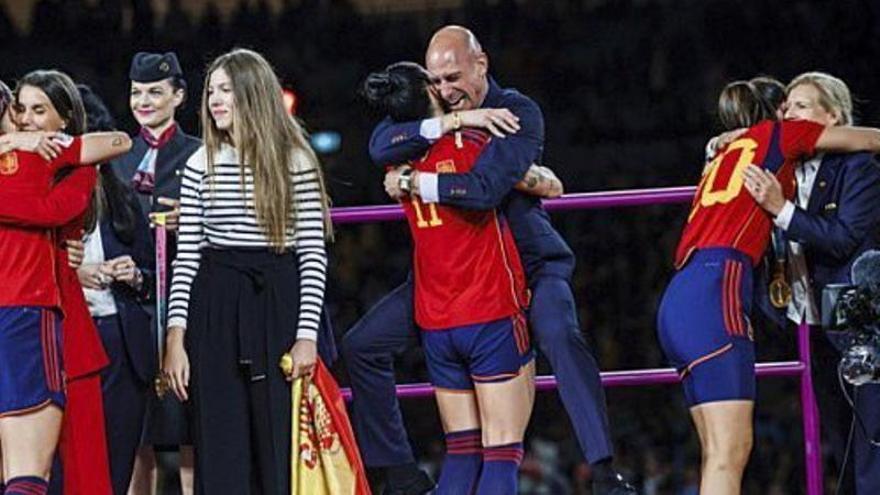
[200,48,332,250]
[787,71,853,126]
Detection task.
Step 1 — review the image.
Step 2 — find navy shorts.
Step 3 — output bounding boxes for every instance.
[657,248,755,407]
[423,313,534,391]
[0,307,65,416]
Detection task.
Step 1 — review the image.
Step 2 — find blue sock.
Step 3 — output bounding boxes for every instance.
[435,429,483,495]
[5,476,48,495]
[476,442,523,495]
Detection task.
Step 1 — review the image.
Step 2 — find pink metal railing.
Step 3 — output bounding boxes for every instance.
[333,186,823,494]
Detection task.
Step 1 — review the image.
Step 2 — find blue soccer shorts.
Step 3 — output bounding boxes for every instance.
[0,307,65,416]
[657,248,755,407]
[423,313,534,390]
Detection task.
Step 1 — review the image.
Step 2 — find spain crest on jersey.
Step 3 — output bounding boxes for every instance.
[0,152,19,175]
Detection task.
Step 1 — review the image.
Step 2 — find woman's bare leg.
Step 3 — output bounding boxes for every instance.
[179,446,194,495]
[127,446,157,495]
[0,405,63,481]
[690,400,754,495]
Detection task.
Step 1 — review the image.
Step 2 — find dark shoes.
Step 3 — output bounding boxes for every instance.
[592,471,639,495]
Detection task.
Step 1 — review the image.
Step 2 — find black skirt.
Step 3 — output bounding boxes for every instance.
[185,248,334,495]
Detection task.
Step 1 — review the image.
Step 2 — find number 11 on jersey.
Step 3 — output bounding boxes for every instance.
[411,198,443,228]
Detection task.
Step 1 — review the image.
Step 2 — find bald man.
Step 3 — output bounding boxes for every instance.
[343,26,638,495]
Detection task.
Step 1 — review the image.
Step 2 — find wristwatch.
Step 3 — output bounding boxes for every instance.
[452,112,462,131]
[398,168,414,194]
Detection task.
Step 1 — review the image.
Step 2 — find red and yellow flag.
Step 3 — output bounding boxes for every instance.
[291,359,371,495]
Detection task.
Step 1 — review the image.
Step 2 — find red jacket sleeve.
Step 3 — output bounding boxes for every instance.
[0,166,96,227]
[47,135,84,172]
[780,120,825,161]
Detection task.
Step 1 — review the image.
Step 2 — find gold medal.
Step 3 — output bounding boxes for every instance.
[769,259,792,308]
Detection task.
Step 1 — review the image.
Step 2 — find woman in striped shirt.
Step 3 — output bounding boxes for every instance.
[161,48,332,494]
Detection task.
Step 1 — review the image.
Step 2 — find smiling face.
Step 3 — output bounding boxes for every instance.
[15,84,67,132]
[130,79,182,132]
[425,33,489,112]
[784,83,840,126]
[207,68,235,132]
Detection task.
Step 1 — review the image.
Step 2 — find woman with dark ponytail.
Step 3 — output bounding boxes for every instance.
[359,62,562,495]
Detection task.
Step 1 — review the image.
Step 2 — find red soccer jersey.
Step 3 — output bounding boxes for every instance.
[402,131,529,330]
[0,136,83,307]
[674,120,825,267]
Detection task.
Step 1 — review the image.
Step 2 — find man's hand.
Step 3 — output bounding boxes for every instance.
[452,108,521,138]
[743,164,785,216]
[384,166,410,200]
[150,197,181,233]
[0,131,64,160]
[66,239,85,268]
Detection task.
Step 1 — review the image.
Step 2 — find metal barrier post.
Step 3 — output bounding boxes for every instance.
[798,321,824,494]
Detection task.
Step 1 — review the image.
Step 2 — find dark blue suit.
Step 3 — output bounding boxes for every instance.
[95,201,156,495]
[757,152,880,494]
[113,127,200,448]
[343,79,614,468]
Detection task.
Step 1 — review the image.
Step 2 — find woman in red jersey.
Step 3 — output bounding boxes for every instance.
[0,72,131,495]
[363,62,562,495]
[658,79,880,495]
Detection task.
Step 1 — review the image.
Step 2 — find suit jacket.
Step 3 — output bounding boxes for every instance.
[99,197,157,383]
[113,126,202,219]
[756,152,880,326]
[369,78,575,281]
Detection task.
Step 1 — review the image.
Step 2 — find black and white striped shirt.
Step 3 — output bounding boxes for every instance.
[167,144,328,341]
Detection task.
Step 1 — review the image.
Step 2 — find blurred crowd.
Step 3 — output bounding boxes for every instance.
[2,0,879,492]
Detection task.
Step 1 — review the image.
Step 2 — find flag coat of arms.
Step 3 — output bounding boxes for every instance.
[291,359,371,495]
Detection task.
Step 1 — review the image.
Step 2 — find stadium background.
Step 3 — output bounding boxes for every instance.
[1,0,878,493]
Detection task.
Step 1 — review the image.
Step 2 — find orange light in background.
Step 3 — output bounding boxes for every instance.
[282,88,298,116]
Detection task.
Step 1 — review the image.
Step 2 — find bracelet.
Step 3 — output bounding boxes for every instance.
[452,112,462,131]
[398,168,414,194]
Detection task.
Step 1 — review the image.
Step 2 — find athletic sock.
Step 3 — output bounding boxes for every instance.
[476,442,523,494]
[435,429,483,495]
[5,476,49,495]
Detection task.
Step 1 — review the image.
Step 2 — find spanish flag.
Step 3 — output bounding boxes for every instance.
[291,359,371,495]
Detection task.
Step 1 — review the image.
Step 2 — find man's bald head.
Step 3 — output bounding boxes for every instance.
[428,25,483,57]
[425,25,489,111]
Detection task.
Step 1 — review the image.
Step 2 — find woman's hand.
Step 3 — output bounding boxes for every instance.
[163,327,190,401]
[743,164,785,216]
[451,108,521,138]
[106,255,143,289]
[77,262,111,290]
[65,239,85,268]
[282,339,317,382]
[1,131,64,160]
[149,197,181,233]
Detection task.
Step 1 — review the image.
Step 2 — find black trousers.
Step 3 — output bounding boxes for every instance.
[186,248,302,495]
[96,314,149,495]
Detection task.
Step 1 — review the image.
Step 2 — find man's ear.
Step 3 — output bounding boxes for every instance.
[475,53,489,78]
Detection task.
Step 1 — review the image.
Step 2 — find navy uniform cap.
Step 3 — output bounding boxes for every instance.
[129,52,183,83]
